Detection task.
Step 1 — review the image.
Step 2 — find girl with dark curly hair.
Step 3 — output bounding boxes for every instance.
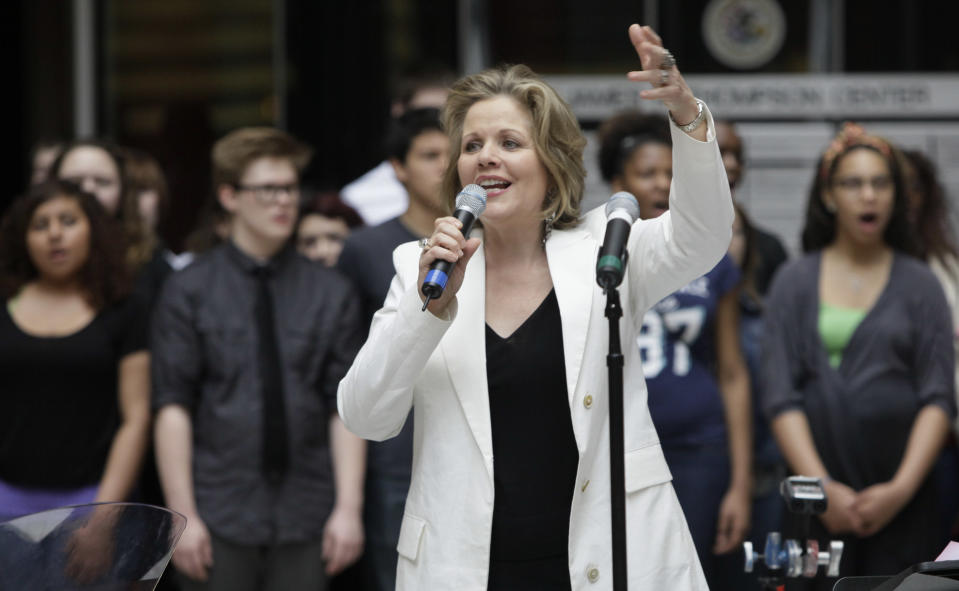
[0,180,150,521]
[762,124,955,587]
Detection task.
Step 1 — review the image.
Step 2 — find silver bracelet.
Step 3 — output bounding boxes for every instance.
[669,99,705,133]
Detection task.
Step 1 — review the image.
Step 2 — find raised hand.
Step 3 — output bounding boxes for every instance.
[625,24,703,138]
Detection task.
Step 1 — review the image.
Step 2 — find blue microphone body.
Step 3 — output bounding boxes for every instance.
[421,207,478,297]
[421,185,487,306]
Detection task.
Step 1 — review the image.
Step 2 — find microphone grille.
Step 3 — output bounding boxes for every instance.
[605,191,640,223]
[456,184,488,216]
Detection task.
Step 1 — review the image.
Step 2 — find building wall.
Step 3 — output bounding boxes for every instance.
[12,0,959,251]
[552,73,959,256]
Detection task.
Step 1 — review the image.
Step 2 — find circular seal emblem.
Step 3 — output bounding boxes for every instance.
[702,0,787,70]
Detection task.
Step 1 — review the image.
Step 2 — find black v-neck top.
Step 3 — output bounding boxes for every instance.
[485,289,578,591]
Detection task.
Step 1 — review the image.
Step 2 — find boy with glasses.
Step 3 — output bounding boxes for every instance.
[152,127,366,591]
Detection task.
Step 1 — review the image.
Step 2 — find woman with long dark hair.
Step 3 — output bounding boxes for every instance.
[0,180,150,520]
[901,147,959,541]
[761,124,955,587]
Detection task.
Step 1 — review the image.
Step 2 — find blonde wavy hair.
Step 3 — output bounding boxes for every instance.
[440,64,587,230]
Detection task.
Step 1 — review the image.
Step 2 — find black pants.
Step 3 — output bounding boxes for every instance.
[176,533,328,591]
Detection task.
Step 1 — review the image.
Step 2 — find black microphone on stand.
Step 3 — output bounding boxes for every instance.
[421,184,487,311]
[596,191,641,590]
[596,192,641,290]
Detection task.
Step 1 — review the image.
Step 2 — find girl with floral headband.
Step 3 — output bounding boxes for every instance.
[760,122,955,587]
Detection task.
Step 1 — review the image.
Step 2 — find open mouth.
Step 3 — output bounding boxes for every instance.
[49,248,68,261]
[478,179,511,193]
[859,213,878,223]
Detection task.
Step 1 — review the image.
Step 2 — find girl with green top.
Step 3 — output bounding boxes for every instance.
[760,123,956,589]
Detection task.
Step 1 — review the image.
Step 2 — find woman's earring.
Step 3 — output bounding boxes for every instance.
[543,212,556,245]
[542,187,558,244]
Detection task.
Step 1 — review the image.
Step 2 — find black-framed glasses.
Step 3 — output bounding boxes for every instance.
[234,183,300,204]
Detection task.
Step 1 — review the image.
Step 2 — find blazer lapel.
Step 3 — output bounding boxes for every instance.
[440,237,494,481]
[437,227,596,478]
[546,227,596,404]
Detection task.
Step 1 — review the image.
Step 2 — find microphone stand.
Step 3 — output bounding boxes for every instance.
[596,196,638,590]
[604,284,628,590]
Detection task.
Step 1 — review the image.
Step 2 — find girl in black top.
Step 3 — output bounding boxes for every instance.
[0,180,149,520]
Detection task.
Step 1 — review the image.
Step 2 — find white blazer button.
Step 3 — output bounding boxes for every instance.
[587,565,600,583]
[583,394,593,408]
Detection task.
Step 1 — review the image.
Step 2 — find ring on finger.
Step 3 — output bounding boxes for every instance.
[660,49,676,70]
[659,69,670,87]
[418,237,432,252]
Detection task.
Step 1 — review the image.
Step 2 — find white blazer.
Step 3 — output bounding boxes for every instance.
[338,106,733,591]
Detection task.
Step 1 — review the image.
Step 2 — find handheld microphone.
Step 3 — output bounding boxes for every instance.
[421,184,487,310]
[596,192,641,290]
